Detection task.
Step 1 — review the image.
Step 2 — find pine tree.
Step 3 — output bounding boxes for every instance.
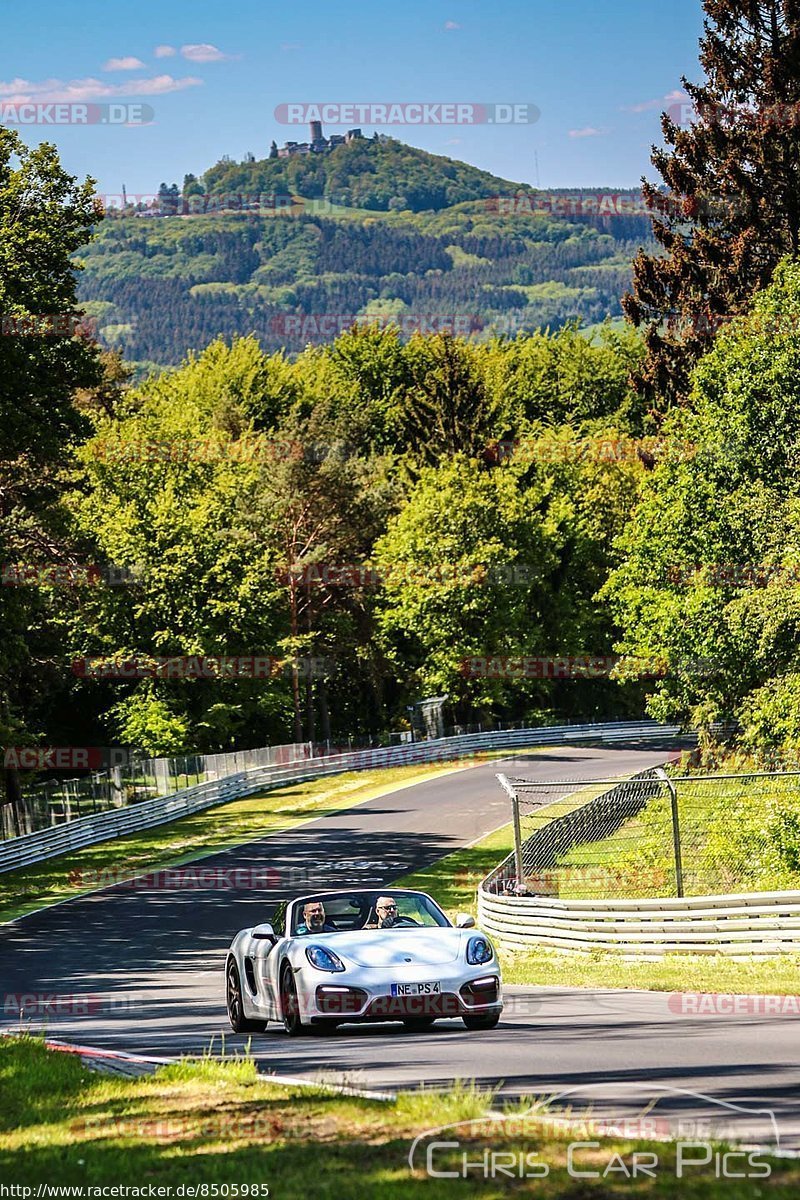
[624,0,800,406]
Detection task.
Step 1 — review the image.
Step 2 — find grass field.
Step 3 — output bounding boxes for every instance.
[395,781,620,916]
[2,1037,797,1198]
[542,770,800,899]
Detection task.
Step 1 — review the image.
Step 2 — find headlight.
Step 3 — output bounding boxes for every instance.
[305,945,346,972]
[466,935,494,965]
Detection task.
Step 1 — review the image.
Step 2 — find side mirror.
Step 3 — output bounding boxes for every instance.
[251,922,276,940]
[456,913,475,929]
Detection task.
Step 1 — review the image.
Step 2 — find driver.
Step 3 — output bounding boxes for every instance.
[367,895,416,929]
[295,900,336,935]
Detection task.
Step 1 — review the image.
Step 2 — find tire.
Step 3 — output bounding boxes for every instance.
[226,959,265,1033]
[463,1012,500,1031]
[403,1017,436,1032]
[280,965,307,1037]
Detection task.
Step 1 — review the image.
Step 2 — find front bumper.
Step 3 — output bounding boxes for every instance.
[306,972,502,1023]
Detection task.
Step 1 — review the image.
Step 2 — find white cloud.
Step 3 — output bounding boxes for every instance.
[444,20,461,30]
[0,74,202,103]
[180,43,232,62]
[625,88,687,114]
[281,43,303,52]
[103,57,146,72]
[568,126,607,139]
[123,74,203,97]
[154,45,176,58]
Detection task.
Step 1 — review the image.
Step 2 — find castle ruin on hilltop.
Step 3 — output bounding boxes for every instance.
[270,122,365,158]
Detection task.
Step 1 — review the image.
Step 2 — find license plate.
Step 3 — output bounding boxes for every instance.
[391,981,441,996]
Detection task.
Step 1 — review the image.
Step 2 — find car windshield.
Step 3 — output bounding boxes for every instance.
[290,891,450,935]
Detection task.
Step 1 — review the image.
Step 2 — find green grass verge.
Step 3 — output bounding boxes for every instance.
[2,1038,797,1197]
[548,771,800,899]
[0,760,475,924]
[396,819,800,994]
[500,948,800,992]
[395,823,515,916]
[394,781,621,917]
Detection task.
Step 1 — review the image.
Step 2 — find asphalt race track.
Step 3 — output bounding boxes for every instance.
[2,742,799,1150]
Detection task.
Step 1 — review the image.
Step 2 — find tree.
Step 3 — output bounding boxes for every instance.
[0,129,101,808]
[70,339,289,753]
[374,448,645,722]
[485,322,647,433]
[624,0,800,405]
[605,258,800,752]
[249,407,395,743]
[400,333,502,465]
[74,348,132,419]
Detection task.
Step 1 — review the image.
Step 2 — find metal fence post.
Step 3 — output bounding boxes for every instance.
[497,773,524,887]
[512,794,524,887]
[656,767,683,898]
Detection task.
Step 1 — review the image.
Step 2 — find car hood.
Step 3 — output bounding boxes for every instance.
[316,927,466,968]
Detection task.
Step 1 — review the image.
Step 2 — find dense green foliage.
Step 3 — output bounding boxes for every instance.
[202,136,526,213]
[13,104,800,776]
[0,129,102,806]
[605,258,800,761]
[31,322,654,754]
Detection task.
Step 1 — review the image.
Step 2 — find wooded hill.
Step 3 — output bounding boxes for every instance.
[77,138,654,369]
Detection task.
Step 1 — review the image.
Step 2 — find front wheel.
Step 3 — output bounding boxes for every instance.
[463,1012,500,1031]
[281,966,307,1037]
[226,960,265,1033]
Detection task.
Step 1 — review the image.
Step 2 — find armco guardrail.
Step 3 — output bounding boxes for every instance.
[0,720,684,874]
[478,888,800,955]
[4,741,310,840]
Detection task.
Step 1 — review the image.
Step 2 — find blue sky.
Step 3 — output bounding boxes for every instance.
[2,0,704,196]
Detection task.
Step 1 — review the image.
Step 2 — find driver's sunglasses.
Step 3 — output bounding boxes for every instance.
[378,904,397,911]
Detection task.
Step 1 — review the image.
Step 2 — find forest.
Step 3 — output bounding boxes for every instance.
[77,138,652,369]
